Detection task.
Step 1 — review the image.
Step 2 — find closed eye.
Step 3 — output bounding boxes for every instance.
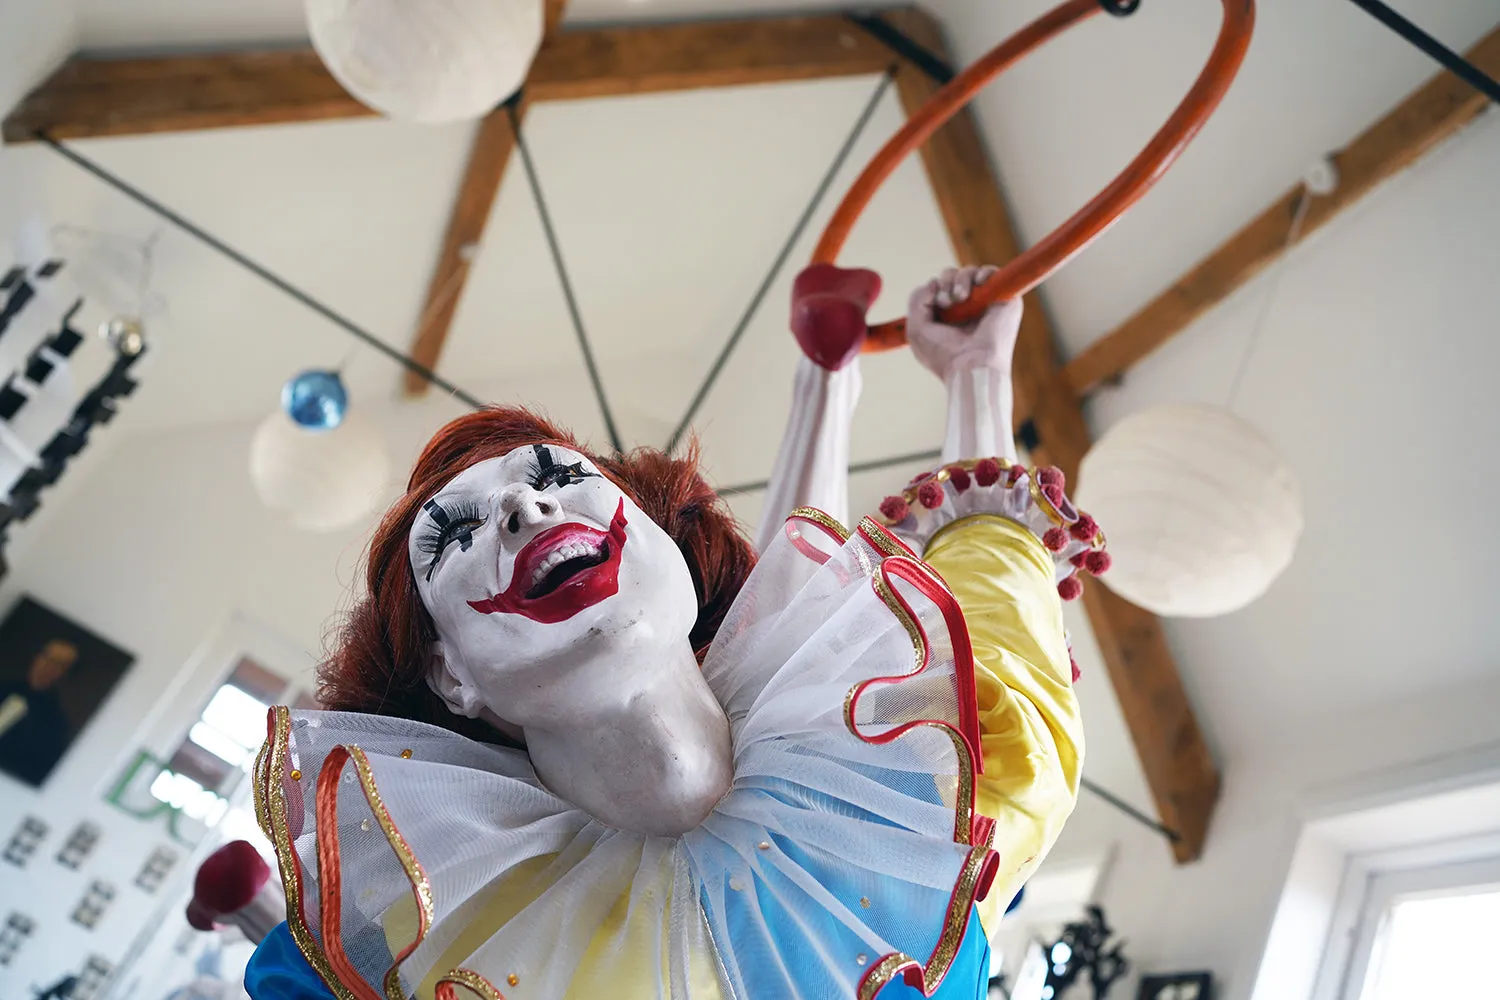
[526,445,599,492]
[417,499,487,580]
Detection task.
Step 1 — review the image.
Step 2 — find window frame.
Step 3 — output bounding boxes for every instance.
[1337,851,1500,1000]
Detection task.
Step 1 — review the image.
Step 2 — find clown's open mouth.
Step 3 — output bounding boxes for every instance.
[526,537,611,599]
[468,500,629,623]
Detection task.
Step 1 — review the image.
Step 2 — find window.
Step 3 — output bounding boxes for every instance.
[1359,888,1500,999]
[1341,854,1500,1000]
[148,657,290,824]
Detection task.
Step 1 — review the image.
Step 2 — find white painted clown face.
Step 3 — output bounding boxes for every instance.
[410,444,698,728]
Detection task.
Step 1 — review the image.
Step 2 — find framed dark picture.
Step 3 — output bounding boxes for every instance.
[0,597,133,787]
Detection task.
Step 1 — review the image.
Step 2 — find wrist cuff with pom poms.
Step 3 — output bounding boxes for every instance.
[875,460,1108,603]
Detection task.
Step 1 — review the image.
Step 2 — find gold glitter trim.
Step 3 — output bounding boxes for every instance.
[856,846,993,1000]
[788,506,851,542]
[261,706,355,1000]
[837,537,992,1000]
[251,727,270,837]
[857,517,908,559]
[1028,476,1067,527]
[345,746,436,1000]
[843,566,978,847]
[436,968,506,999]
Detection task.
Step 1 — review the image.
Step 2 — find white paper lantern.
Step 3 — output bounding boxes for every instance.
[1076,404,1302,618]
[250,410,391,533]
[305,0,545,123]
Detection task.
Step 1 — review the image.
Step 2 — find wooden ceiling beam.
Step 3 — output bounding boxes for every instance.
[405,0,566,396]
[883,8,1220,863]
[1061,23,1500,398]
[2,13,896,144]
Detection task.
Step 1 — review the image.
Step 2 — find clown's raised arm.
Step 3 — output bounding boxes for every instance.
[877,264,1107,940]
[752,267,875,553]
[753,355,861,553]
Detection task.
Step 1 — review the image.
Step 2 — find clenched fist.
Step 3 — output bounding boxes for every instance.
[906,266,1022,380]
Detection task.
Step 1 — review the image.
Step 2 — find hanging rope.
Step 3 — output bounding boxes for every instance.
[664,71,895,455]
[37,133,488,410]
[507,101,625,454]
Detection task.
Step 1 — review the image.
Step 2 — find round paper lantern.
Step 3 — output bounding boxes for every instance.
[250,409,391,533]
[1076,404,1302,618]
[305,0,545,123]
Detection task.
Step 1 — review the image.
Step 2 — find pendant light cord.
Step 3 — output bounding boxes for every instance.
[506,100,625,454]
[1225,188,1313,409]
[664,71,895,455]
[36,131,488,410]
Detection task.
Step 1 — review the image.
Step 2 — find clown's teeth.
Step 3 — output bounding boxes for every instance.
[529,539,605,587]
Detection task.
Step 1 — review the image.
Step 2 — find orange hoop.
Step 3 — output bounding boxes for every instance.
[813,0,1255,352]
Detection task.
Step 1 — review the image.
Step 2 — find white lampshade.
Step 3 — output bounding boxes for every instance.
[305,0,545,123]
[249,410,391,533]
[1076,404,1302,618]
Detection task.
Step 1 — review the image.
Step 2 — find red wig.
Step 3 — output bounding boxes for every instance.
[316,407,758,739]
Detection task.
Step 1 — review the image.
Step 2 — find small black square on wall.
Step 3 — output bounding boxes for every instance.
[71,880,116,930]
[3,815,48,867]
[56,820,101,869]
[0,912,36,966]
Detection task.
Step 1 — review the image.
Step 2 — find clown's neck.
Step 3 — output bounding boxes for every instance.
[514,639,732,837]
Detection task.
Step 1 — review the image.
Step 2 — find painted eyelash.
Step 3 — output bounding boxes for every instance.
[415,498,487,556]
[524,453,546,491]
[526,445,598,491]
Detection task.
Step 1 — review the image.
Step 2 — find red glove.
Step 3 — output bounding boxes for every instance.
[789,264,881,371]
[187,840,270,928]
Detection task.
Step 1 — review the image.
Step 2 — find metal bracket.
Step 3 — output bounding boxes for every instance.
[845,13,955,86]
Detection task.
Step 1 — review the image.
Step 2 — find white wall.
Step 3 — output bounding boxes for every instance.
[1041,671,1500,1000]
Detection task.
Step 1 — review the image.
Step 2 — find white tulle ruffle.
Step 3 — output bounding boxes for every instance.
[254,510,998,1000]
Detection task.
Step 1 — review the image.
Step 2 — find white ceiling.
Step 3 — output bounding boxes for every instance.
[3,0,1499,819]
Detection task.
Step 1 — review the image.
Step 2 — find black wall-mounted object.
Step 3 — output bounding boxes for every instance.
[1137,971,1214,1000]
[2,816,48,867]
[1045,906,1131,999]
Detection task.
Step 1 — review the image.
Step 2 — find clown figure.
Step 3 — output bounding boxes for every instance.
[245,265,1102,1000]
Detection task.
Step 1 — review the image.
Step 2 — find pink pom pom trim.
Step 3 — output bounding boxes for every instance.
[1071,658,1082,683]
[1037,466,1065,489]
[947,466,972,492]
[1043,527,1070,552]
[1058,575,1083,601]
[974,458,1002,487]
[917,480,945,509]
[1070,514,1099,542]
[879,496,910,522]
[1084,550,1112,575]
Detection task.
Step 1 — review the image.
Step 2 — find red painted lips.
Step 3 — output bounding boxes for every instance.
[467,499,629,624]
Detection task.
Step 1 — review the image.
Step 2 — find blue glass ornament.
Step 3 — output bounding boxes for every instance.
[281,369,348,431]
